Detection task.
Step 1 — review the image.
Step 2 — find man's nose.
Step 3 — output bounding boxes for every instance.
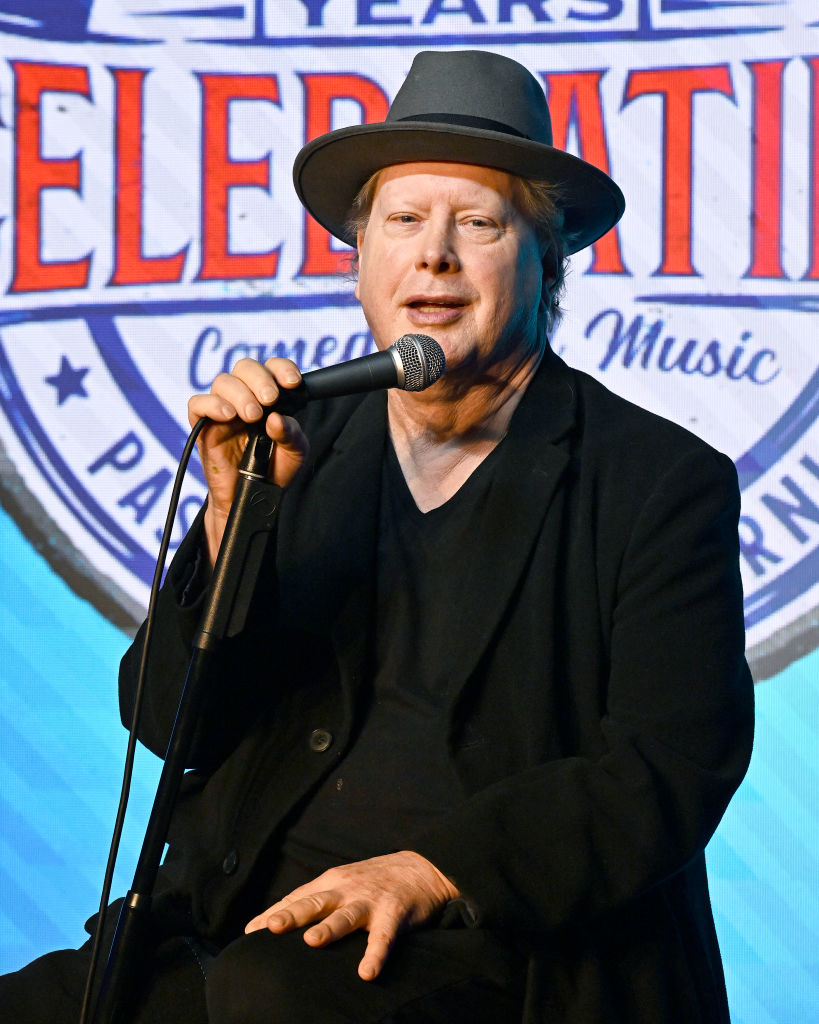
[415,222,460,273]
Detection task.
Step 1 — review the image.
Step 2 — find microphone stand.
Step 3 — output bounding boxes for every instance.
[91,425,284,1024]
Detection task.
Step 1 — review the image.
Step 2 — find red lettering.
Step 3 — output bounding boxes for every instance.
[806,57,819,280]
[745,60,787,279]
[109,69,188,286]
[299,74,390,276]
[10,62,92,293]
[541,70,627,274]
[197,74,280,282]
[623,65,735,276]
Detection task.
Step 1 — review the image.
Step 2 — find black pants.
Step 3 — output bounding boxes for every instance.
[0,925,526,1023]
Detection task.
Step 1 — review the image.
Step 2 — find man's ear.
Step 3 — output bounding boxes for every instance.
[354,230,365,300]
[541,247,558,295]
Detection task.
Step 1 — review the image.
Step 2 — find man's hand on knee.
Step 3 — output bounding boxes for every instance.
[244,851,460,980]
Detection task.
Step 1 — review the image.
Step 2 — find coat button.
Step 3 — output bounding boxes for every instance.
[309,728,333,752]
[222,849,239,875]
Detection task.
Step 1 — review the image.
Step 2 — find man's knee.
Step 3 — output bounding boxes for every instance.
[205,927,526,1024]
[206,929,365,1024]
[0,948,88,1024]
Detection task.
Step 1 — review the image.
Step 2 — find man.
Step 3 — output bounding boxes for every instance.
[2,49,753,1023]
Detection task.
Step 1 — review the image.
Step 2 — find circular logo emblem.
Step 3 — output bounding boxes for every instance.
[1,10,817,678]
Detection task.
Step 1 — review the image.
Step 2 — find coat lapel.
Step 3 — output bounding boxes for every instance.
[323,398,388,692]
[435,352,577,699]
[276,392,388,713]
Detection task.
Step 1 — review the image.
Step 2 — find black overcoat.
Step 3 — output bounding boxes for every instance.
[120,349,754,1023]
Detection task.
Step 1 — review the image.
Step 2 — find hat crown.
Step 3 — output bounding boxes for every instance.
[387,50,553,147]
[292,49,624,256]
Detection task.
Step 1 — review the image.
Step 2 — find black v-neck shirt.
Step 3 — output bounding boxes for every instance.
[264,439,504,900]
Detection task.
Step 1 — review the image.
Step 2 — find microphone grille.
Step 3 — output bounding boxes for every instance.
[393,334,446,391]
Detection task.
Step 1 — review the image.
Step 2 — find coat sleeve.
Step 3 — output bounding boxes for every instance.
[117,393,366,771]
[118,505,279,770]
[410,445,754,934]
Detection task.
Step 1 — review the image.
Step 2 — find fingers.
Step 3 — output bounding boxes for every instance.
[266,412,310,489]
[303,900,369,947]
[245,893,399,981]
[188,358,303,430]
[304,902,401,981]
[190,357,309,519]
[221,357,302,418]
[307,904,398,981]
[187,392,236,430]
[243,853,456,982]
[245,891,337,935]
[357,912,400,980]
[184,356,309,565]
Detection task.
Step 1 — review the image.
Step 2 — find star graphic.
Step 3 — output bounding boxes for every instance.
[45,356,90,405]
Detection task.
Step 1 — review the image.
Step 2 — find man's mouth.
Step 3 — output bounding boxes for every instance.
[407,298,465,313]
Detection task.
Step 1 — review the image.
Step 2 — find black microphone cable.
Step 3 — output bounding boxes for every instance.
[77,332,445,1023]
[79,416,207,1024]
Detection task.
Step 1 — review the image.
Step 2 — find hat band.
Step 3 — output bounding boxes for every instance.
[395,112,531,140]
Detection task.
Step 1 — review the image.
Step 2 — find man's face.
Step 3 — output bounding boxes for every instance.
[355,162,545,380]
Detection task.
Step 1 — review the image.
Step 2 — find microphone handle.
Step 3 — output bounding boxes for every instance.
[264,348,401,417]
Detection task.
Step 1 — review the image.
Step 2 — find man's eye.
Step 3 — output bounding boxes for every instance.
[462,217,501,238]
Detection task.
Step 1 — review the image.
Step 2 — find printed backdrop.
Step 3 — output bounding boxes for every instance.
[1,2,818,1020]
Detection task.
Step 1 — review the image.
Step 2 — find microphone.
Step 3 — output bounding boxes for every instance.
[272,333,445,416]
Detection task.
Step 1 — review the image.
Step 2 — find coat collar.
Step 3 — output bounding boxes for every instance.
[431,348,576,694]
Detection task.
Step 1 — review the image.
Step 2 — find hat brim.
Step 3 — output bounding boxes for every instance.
[293,120,625,256]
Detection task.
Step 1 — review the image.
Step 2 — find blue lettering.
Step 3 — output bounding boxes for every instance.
[341,331,376,361]
[761,476,819,544]
[311,335,339,368]
[569,0,623,20]
[422,0,487,23]
[498,0,550,21]
[802,454,819,481]
[658,336,699,374]
[357,0,412,25]
[264,339,308,367]
[296,0,333,25]
[745,349,780,385]
[724,339,748,380]
[586,310,662,371]
[695,339,722,377]
[88,432,145,474]
[587,311,781,384]
[190,328,378,386]
[723,332,780,384]
[190,326,222,390]
[738,515,782,576]
[119,469,173,525]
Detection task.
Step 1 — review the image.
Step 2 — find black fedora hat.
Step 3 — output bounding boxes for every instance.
[293,49,624,257]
